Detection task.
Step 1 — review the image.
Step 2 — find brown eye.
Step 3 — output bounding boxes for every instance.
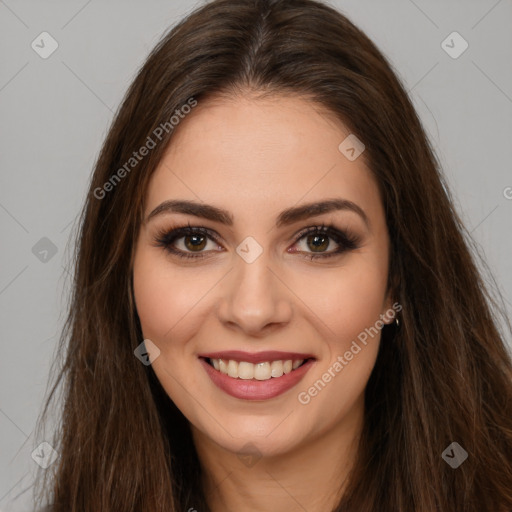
[305,233,330,253]
[183,233,207,252]
[291,225,360,260]
[154,223,360,261]
[154,226,222,260]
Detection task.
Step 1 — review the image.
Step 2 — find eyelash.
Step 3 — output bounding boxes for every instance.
[153,222,361,261]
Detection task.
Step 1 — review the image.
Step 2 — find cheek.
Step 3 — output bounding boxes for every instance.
[295,265,386,423]
[132,250,203,342]
[294,254,388,401]
[303,259,388,346]
[337,271,386,336]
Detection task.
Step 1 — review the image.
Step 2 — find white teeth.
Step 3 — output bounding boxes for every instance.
[227,360,238,378]
[270,360,284,377]
[219,359,228,375]
[254,362,271,380]
[238,361,254,380]
[209,358,305,380]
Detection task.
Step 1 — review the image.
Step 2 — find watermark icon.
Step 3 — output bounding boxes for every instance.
[134,339,161,366]
[441,31,468,59]
[504,187,512,200]
[31,441,59,469]
[31,32,59,59]
[94,97,198,200]
[442,442,468,468]
[338,133,365,161]
[297,302,402,405]
[236,236,264,264]
[236,442,263,468]
[32,237,58,263]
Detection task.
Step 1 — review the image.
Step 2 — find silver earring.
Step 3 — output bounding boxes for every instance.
[395,316,400,327]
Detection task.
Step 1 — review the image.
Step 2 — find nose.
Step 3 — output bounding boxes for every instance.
[216,247,293,337]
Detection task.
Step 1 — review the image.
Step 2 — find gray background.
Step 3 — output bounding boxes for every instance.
[1,0,511,510]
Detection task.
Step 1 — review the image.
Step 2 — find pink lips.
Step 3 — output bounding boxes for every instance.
[198,350,316,401]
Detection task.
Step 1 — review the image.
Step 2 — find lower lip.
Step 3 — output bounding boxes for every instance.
[199,358,315,400]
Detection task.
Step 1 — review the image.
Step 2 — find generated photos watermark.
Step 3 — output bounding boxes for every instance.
[297,302,402,405]
[94,97,198,200]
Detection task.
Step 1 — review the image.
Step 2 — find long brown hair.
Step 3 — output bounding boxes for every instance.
[34,0,512,510]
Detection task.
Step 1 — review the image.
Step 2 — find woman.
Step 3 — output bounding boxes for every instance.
[34,0,512,510]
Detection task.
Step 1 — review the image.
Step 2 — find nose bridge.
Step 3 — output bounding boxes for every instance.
[218,235,292,333]
[235,240,273,298]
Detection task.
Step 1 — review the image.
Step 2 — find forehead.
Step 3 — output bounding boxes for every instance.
[144,94,384,227]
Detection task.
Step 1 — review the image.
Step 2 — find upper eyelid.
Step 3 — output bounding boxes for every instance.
[156,223,358,249]
[160,223,345,239]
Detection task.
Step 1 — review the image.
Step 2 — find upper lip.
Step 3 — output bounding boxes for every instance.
[198,350,316,364]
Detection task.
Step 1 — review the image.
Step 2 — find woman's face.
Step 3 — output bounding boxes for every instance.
[133,93,394,458]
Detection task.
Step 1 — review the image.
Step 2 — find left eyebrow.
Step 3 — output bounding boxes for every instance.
[275,198,369,229]
[144,198,370,229]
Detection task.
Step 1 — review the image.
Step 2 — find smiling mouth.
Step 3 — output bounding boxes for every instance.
[203,357,312,381]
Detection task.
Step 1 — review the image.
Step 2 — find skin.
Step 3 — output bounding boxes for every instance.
[132,92,394,512]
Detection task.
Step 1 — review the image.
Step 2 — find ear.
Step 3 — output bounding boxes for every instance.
[382,260,401,324]
[381,287,401,325]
